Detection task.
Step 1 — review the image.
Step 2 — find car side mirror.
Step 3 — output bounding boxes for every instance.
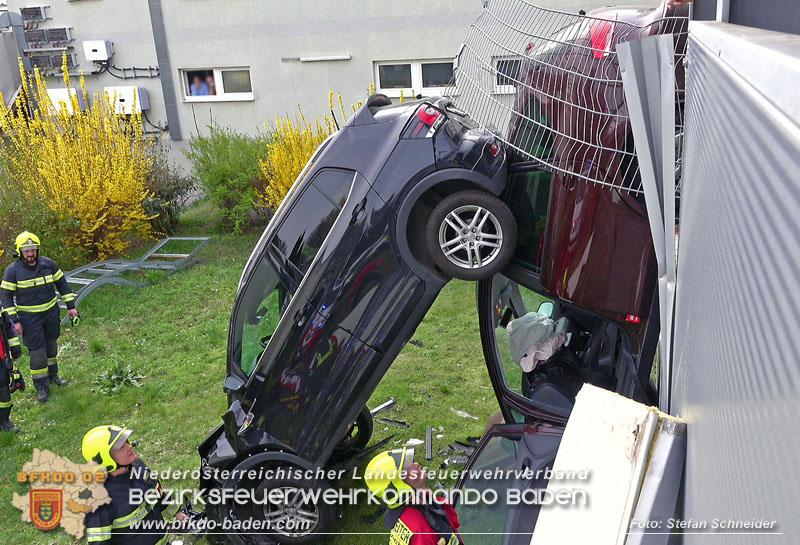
[223,374,245,394]
[537,301,554,318]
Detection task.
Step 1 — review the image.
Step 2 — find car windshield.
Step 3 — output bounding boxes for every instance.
[530,18,591,60]
[456,435,524,544]
[230,255,293,377]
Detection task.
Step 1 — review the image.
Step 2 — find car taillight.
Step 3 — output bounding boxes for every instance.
[417,106,441,126]
[625,314,641,324]
[489,141,500,157]
[590,15,617,60]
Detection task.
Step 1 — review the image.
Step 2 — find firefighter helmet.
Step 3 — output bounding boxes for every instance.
[81,425,133,472]
[364,447,416,509]
[14,232,40,255]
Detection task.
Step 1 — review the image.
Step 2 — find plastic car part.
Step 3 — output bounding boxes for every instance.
[527,382,576,419]
[426,190,518,280]
[374,417,409,429]
[425,426,433,460]
[369,398,395,415]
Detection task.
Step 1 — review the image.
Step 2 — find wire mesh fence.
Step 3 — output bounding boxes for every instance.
[448,1,688,195]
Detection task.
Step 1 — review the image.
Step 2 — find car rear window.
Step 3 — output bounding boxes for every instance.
[505,169,551,273]
[511,98,553,162]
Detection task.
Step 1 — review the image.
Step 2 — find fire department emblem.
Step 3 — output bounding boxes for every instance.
[30,489,63,530]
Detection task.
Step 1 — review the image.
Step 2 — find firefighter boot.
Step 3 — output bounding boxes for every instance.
[48,362,68,387]
[30,347,50,403]
[46,340,68,386]
[0,405,19,433]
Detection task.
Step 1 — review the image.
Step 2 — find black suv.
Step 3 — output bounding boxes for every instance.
[199,95,519,543]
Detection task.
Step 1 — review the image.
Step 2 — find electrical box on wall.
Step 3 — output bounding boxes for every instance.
[45,27,73,43]
[104,86,150,115]
[29,54,52,69]
[83,40,113,62]
[45,88,86,115]
[24,29,48,45]
[20,6,48,21]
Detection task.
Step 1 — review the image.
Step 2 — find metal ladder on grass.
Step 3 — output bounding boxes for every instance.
[58,237,211,323]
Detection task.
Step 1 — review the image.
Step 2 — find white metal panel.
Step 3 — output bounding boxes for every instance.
[530,385,659,545]
[45,87,83,114]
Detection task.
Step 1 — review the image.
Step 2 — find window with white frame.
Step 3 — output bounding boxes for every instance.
[181,68,253,102]
[493,56,523,94]
[374,59,454,97]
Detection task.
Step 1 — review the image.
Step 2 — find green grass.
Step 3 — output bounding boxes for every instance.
[0,198,500,545]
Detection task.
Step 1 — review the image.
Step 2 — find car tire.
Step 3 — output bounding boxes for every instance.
[331,406,373,460]
[251,472,334,545]
[426,190,517,281]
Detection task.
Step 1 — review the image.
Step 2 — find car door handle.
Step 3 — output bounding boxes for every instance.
[349,198,368,225]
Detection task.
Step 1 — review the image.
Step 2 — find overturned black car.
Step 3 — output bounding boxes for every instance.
[198,95,517,543]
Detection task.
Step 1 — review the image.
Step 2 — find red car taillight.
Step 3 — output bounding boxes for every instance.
[489,141,500,157]
[410,105,443,137]
[417,106,441,126]
[590,16,617,60]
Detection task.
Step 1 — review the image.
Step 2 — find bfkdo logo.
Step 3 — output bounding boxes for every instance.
[30,489,63,530]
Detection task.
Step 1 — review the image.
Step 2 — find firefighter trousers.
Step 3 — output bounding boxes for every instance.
[0,364,11,422]
[20,307,61,391]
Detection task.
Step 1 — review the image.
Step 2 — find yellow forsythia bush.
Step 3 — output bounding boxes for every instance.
[0,59,153,260]
[257,107,331,211]
[257,87,373,211]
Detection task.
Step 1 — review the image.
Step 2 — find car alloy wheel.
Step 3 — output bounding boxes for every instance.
[438,204,504,270]
[426,189,518,281]
[262,486,320,538]
[252,471,334,545]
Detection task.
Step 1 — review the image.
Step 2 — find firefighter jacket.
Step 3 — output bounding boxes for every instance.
[1,256,76,323]
[0,308,21,363]
[85,459,181,544]
[385,502,462,545]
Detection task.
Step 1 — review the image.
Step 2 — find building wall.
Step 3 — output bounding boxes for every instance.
[5,0,648,167]
[673,22,800,543]
[0,31,21,103]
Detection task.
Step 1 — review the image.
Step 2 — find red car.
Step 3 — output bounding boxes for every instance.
[451,1,689,422]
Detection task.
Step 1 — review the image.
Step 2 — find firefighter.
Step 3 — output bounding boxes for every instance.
[1,232,77,402]
[365,447,462,545]
[0,305,23,432]
[82,425,187,544]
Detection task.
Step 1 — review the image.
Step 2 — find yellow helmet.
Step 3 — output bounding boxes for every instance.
[364,447,415,509]
[15,232,40,255]
[81,425,133,472]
